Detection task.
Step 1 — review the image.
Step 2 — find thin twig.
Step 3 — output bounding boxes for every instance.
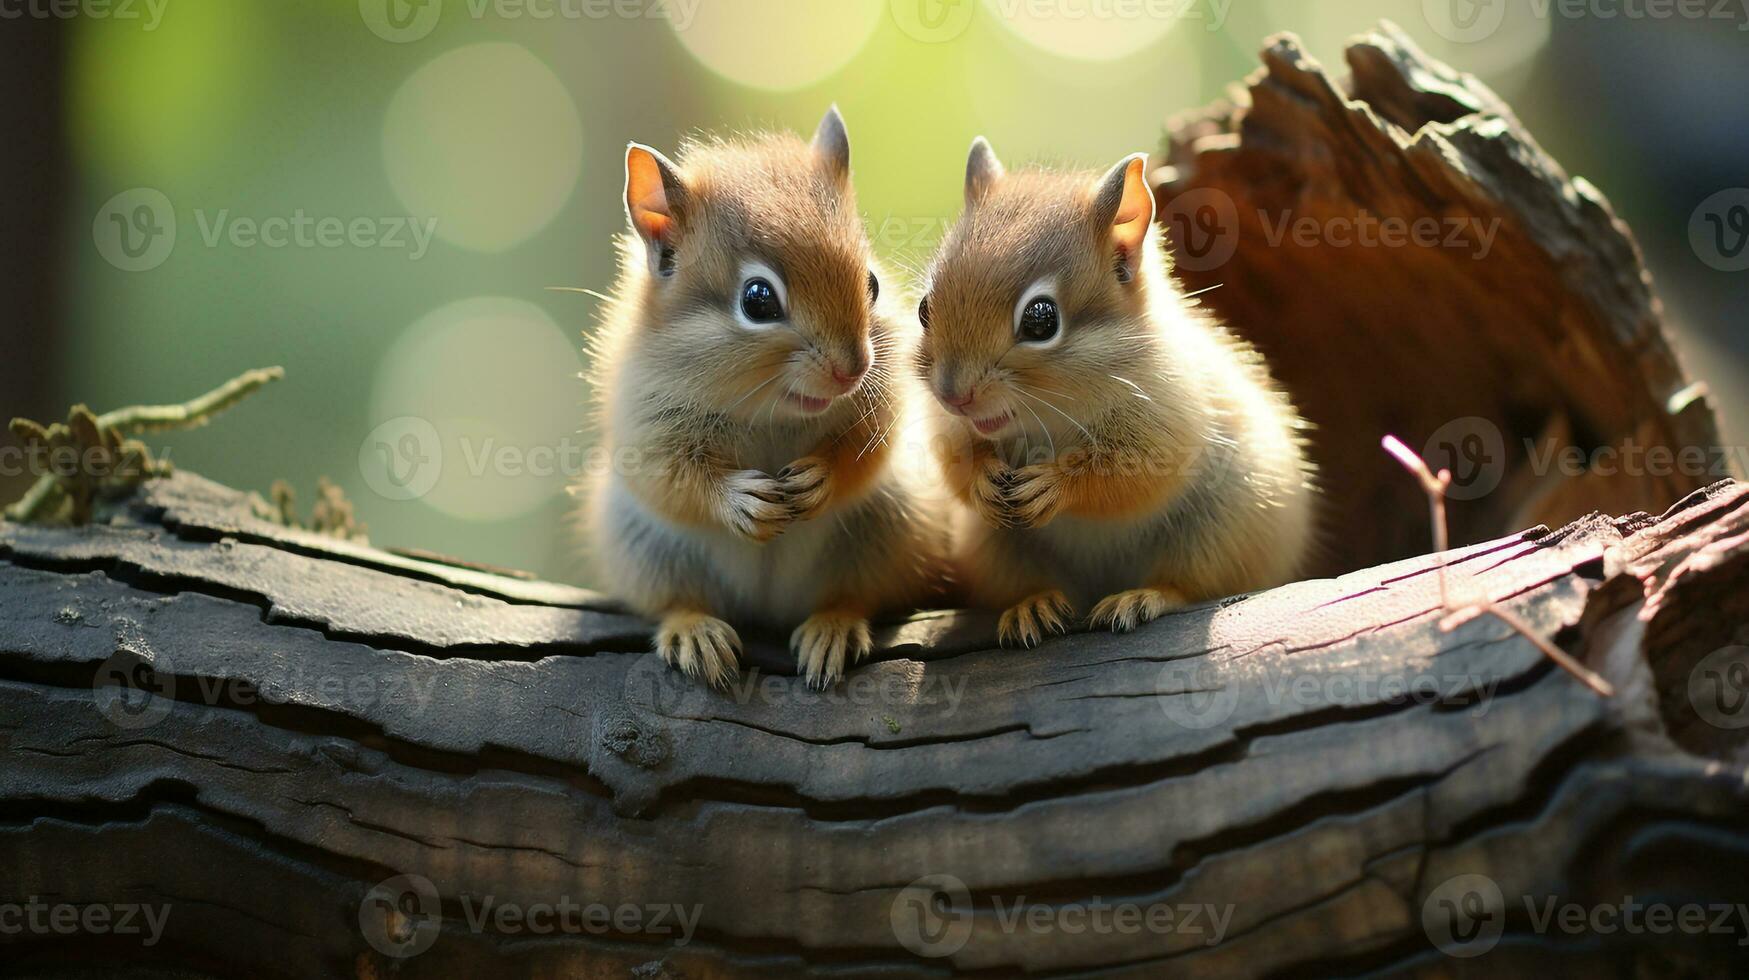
[1381,434,1614,697]
[5,367,284,524]
[97,366,284,434]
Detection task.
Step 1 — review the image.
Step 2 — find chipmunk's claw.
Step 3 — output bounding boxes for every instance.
[998,590,1074,648]
[721,470,793,542]
[1003,464,1066,528]
[791,611,872,689]
[777,455,832,521]
[971,459,1020,528]
[656,611,742,688]
[1088,587,1186,633]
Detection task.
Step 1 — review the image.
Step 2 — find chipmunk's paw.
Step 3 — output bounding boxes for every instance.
[656,611,742,688]
[970,457,1019,528]
[791,611,872,689]
[1004,464,1067,528]
[776,456,832,521]
[720,470,792,542]
[998,590,1074,648]
[1089,587,1186,633]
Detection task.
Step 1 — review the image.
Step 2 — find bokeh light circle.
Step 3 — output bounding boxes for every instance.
[668,0,883,91]
[980,0,1186,61]
[382,43,583,253]
[369,297,583,522]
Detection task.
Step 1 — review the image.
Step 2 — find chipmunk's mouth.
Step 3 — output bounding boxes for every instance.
[971,412,1013,436]
[785,392,835,415]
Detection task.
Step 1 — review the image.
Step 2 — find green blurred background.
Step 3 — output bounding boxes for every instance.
[2,0,1744,584]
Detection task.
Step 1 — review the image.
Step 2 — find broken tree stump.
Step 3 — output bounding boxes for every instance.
[4,22,1747,980]
[1155,22,1729,576]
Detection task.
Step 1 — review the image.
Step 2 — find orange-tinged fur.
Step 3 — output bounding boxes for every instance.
[581,109,948,687]
[918,141,1317,644]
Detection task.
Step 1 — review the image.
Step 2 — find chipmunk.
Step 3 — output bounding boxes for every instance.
[582,107,947,688]
[916,138,1316,646]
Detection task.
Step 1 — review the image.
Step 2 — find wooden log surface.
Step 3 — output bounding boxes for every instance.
[3,471,1749,978]
[6,22,1748,980]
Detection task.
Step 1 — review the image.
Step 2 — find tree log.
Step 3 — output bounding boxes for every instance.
[5,23,1748,980]
[4,471,1749,977]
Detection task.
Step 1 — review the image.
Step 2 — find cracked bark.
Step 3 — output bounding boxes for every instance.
[4,22,1749,980]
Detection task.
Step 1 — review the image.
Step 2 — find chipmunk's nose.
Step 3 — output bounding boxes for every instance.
[827,345,870,392]
[940,386,977,412]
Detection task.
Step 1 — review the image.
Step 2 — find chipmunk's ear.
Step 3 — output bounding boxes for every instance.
[965,136,1004,207]
[811,105,850,185]
[624,142,685,276]
[1092,152,1153,284]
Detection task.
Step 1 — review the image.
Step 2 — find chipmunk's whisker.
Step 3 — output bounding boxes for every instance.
[1014,384,1092,444]
[723,370,784,413]
[1108,375,1151,400]
[545,285,615,303]
[1011,390,1056,460]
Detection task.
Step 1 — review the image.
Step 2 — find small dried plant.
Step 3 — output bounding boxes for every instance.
[1382,434,1614,697]
[258,477,368,542]
[5,367,283,525]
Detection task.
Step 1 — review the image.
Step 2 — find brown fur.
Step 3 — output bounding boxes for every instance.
[582,110,948,687]
[918,144,1317,645]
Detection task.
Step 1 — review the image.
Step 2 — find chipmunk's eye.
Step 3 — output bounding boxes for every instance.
[918,296,931,332]
[1016,296,1060,345]
[740,277,784,324]
[867,271,879,303]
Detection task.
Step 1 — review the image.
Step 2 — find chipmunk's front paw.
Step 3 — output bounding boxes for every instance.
[998,590,1074,648]
[970,458,1019,528]
[720,470,792,542]
[1088,587,1186,633]
[791,611,872,689]
[1004,464,1067,528]
[776,456,832,521]
[655,611,742,688]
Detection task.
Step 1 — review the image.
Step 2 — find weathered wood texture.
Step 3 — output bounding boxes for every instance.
[1155,23,1728,576]
[6,23,1749,980]
[4,472,1749,978]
